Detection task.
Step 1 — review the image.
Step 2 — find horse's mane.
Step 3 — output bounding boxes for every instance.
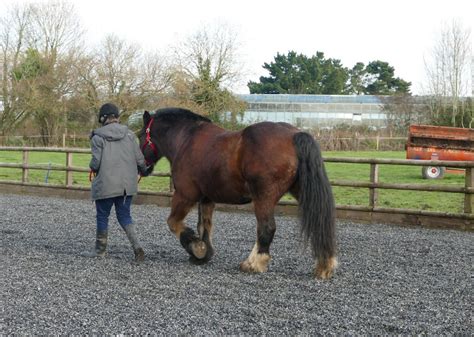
[153,108,212,124]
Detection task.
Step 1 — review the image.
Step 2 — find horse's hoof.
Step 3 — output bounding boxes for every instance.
[240,252,271,273]
[189,246,215,265]
[239,261,261,273]
[190,240,207,259]
[206,246,215,260]
[239,261,252,272]
[239,260,267,273]
[189,255,208,265]
[314,256,338,279]
[315,268,333,279]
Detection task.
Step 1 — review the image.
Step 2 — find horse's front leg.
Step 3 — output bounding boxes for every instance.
[167,193,207,260]
[196,199,216,262]
[240,200,275,273]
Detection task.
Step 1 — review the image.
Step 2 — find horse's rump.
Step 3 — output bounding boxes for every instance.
[239,122,299,196]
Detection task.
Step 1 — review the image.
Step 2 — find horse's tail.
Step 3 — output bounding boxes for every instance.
[293,132,336,262]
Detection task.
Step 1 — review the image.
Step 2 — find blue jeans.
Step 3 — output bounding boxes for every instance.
[96,196,133,232]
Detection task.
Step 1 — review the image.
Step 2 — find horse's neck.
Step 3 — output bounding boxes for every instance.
[160,122,220,164]
[159,125,192,163]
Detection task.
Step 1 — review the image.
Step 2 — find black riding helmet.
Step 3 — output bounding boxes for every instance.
[98,103,119,124]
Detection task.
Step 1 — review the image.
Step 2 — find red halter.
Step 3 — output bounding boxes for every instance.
[141,118,159,166]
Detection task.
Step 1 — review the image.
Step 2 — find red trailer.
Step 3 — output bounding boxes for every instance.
[406,125,474,179]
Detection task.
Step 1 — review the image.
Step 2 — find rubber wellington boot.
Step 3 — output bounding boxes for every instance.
[124,224,144,262]
[95,230,108,258]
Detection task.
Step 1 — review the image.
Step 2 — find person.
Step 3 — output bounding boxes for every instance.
[89,103,152,262]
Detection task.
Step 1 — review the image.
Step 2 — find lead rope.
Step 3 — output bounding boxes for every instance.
[141,118,158,166]
[89,169,96,182]
[138,117,158,185]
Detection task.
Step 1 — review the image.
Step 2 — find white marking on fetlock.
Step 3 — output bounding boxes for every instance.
[247,243,258,263]
[240,243,271,273]
[253,253,271,272]
[241,243,258,266]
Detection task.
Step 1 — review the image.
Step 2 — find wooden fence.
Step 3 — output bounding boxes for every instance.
[0,146,472,230]
[0,134,408,151]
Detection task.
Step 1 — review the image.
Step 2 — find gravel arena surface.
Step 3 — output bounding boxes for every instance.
[1,193,472,335]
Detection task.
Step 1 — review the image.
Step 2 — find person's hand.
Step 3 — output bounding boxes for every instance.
[141,165,154,177]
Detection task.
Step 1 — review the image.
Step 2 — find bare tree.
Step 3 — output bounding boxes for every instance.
[382,95,429,132]
[0,1,85,145]
[94,34,172,120]
[423,19,472,127]
[173,22,242,87]
[171,22,246,123]
[27,1,83,58]
[0,4,31,140]
[69,51,101,128]
[27,1,85,144]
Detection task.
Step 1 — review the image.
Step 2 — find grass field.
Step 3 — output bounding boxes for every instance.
[0,150,466,213]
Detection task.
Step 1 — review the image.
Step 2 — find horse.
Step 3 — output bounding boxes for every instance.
[138,107,337,279]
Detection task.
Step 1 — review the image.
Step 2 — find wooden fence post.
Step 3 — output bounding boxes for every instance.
[169,177,174,193]
[66,151,73,187]
[22,149,29,183]
[369,163,379,209]
[465,167,473,214]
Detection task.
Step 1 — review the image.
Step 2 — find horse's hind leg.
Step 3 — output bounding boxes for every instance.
[167,193,207,260]
[240,200,275,273]
[196,199,215,262]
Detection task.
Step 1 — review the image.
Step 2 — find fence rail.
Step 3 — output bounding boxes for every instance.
[0,134,408,151]
[1,146,473,228]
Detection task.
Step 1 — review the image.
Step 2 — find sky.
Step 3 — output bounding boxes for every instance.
[2,0,473,95]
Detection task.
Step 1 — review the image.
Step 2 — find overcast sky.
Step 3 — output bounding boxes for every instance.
[3,0,473,95]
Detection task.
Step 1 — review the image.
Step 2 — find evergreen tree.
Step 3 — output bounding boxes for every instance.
[249,53,411,96]
[248,51,349,94]
[364,60,411,95]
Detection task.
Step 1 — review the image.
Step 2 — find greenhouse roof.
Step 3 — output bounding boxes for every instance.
[238,94,383,104]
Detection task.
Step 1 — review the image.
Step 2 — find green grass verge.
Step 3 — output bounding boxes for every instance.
[323,151,465,213]
[0,151,171,192]
[0,150,467,213]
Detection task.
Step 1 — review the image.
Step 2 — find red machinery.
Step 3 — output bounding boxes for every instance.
[406,125,474,179]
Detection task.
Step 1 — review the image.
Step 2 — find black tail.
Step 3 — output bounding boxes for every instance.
[293,132,336,260]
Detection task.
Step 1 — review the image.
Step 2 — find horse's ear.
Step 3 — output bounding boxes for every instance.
[143,110,151,125]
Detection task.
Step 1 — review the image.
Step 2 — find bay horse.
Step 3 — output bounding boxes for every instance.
[139,107,337,279]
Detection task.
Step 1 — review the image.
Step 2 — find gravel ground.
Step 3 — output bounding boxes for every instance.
[1,193,472,335]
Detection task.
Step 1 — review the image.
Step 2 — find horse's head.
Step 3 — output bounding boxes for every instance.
[138,110,161,167]
[139,107,211,167]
